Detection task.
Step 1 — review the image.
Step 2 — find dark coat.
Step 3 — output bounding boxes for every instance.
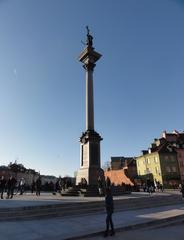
[105,194,114,214]
[0,179,6,189]
[181,184,184,194]
[7,177,16,189]
[36,178,42,188]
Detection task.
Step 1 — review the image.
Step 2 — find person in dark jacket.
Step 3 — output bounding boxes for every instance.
[31,180,35,194]
[6,176,17,199]
[181,183,184,199]
[0,176,6,199]
[35,177,42,196]
[104,188,115,237]
[105,177,111,189]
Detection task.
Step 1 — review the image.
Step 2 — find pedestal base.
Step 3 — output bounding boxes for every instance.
[76,130,103,186]
[76,166,103,186]
[80,185,100,197]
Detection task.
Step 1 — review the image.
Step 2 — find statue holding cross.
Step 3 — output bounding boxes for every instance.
[86,26,93,47]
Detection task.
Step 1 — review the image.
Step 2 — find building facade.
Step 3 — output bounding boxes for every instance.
[110,156,137,180]
[136,130,184,187]
[162,130,184,182]
[103,156,137,186]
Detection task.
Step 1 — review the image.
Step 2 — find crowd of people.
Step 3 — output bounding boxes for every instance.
[0,175,43,199]
[55,177,74,193]
[0,176,17,199]
[0,175,74,199]
[141,179,164,194]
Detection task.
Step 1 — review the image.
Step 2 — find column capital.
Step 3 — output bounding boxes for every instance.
[79,47,102,66]
[83,63,96,71]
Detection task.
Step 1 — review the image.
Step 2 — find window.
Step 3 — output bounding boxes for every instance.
[155,166,159,174]
[166,166,171,173]
[154,157,158,163]
[171,166,177,172]
[170,156,175,162]
[145,158,150,164]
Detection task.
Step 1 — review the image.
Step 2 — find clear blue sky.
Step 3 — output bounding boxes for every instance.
[0,0,184,177]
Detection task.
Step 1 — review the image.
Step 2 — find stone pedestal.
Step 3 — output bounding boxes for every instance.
[76,130,103,186]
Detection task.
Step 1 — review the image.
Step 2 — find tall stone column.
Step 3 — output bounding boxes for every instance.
[76,28,103,187]
[85,65,94,131]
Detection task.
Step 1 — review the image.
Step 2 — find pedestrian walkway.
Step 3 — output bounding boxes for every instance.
[0,191,171,208]
[86,219,184,240]
[0,201,183,240]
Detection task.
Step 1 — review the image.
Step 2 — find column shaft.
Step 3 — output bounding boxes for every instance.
[86,69,94,130]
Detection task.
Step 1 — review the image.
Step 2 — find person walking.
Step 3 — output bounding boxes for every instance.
[18,178,25,195]
[180,183,184,199]
[104,188,115,237]
[35,176,42,196]
[6,176,17,199]
[0,176,6,199]
[31,180,35,194]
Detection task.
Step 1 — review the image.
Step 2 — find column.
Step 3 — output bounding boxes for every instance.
[86,67,94,130]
